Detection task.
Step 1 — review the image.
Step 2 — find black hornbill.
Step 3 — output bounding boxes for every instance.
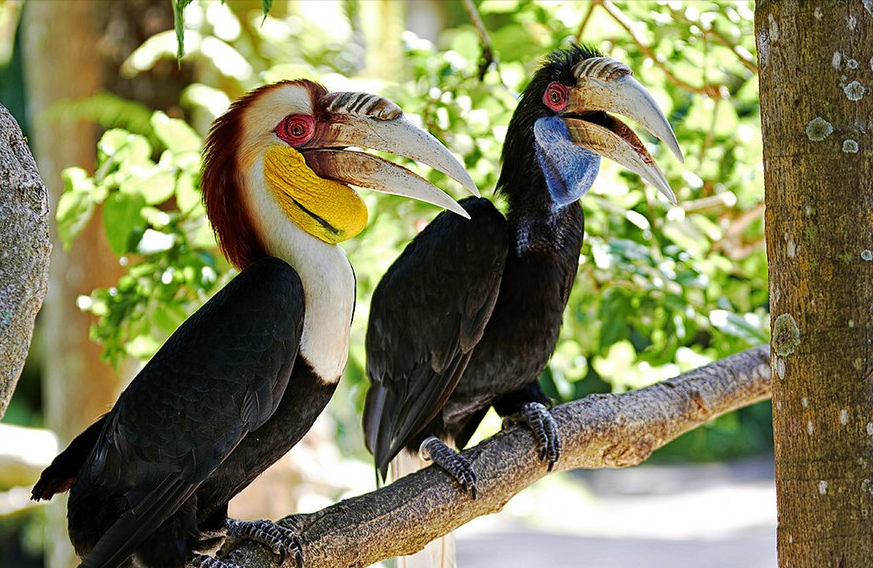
[31,79,476,568]
[364,46,683,496]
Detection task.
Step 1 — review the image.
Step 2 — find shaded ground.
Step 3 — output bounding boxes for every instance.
[456,456,776,568]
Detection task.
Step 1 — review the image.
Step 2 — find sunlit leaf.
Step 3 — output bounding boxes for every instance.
[151,112,202,154]
[57,177,96,250]
[176,171,201,215]
[174,0,195,60]
[103,192,146,255]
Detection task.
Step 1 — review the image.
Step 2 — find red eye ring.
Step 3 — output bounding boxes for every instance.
[543,82,569,112]
[276,114,315,147]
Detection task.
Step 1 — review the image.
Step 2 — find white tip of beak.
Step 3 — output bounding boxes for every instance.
[565,117,678,205]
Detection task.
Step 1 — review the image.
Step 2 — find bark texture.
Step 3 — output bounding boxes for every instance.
[23,2,191,566]
[24,0,121,442]
[0,103,51,421]
[756,2,873,566]
[24,4,117,566]
[216,345,771,568]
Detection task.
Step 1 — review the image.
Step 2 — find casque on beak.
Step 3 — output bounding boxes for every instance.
[299,91,478,218]
[562,57,684,204]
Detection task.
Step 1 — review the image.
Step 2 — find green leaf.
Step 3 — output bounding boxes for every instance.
[131,168,177,206]
[141,206,173,229]
[61,166,94,193]
[262,0,273,20]
[175,171,201,215]
[98,129,152,166]
[103,192,147,255]
[57,192,95,251]
[173,0,195,61]
[127,334,161,361]
[480,0,520,13]
[152,302,188,335]
[598,288,631,350]
[190,221,216,249]
[150,111,202,153]
[57,167,104,249]
[709,309,768,343]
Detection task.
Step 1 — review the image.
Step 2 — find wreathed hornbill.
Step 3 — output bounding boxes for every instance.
[364,46,683,497]
[31,79,476,568]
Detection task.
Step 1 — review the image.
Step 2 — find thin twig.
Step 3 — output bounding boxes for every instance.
[666,5,758,74]
[461,0,495,81]
[575,1,598,44]
[597,0,726,99]
[707,25,758,73]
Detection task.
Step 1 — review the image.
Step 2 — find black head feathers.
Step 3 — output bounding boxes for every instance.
[497,44,602,198]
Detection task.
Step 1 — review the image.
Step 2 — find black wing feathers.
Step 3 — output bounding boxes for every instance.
[31,415,108,501]
[364,198,508,474]
[73,257,305,568]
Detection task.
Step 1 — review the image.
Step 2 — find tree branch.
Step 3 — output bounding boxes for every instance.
[460,0,494,81]
[217,345,771,568]
[596,0,727,99]
[0,102,51,420]
[574,2,598,44]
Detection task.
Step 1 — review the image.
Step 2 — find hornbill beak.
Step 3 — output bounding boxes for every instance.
[300,91,479,219]
[563,57,684,204]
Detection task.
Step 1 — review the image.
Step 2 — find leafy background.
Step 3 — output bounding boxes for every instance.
[54,0,766,459]
[1,0,767,564]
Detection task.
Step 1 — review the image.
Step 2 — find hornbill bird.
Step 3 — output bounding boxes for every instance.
[31,79,477,568]
[364,46,684,498]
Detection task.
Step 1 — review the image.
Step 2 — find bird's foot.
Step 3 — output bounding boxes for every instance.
[504,402,561,470]
[189,554,242,568]
[225,518,304,568]
[419,436,478,499]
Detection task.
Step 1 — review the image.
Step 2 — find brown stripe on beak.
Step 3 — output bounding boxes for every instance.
[304,149,471,219]
[569,56,684,164]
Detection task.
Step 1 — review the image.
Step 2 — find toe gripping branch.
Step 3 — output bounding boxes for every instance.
[419,436,479,499]
[224,518,304,568]
[505,402,562,471]
[189,554,240,568]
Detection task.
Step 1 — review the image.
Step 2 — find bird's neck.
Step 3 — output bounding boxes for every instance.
[241,164,355,383]
[506,190,585,259]
[497,138,585,257]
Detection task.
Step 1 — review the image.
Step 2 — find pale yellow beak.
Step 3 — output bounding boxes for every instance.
[564,56,683,204]
[300,91,478,218]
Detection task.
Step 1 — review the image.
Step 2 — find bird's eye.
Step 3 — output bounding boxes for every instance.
[276,114,316,147]
[543,82,569,112]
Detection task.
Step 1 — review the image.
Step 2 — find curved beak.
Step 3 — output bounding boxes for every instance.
[564,57,683,204]
[300,91,478,218]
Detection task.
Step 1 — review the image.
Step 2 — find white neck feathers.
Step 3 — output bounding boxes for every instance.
[242,162,354,382]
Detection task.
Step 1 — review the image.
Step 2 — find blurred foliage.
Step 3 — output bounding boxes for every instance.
[57,0,768,460]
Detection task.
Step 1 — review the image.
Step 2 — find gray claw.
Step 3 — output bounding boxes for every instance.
[520,402,562,470]
[420,436,478,498]
[226,518,304,568]
[189,554,240,568]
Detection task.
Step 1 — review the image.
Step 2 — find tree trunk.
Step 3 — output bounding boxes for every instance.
[22,1,189,565]
[0,103,50,421]
[23,0,121,445]
[23,3,119,566]
[756,2,873,566]
[360,0,405,80]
